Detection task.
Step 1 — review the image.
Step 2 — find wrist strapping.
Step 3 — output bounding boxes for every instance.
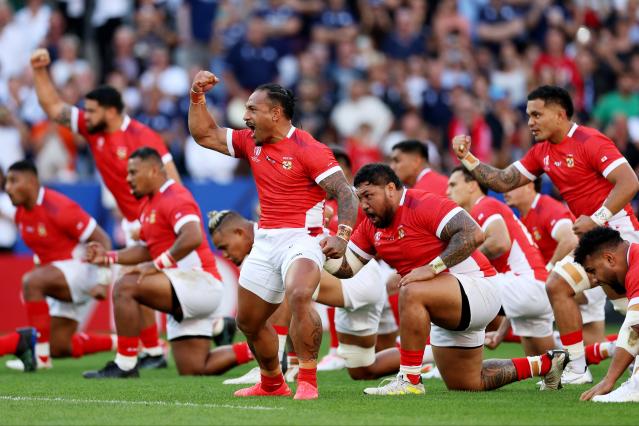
[428,256,447,274]
[590,206,613,226]
[190,88,205,104]
[336,224,353,243]
[461,153,480,171]
[105,251,118,266]
[153,250,177,270]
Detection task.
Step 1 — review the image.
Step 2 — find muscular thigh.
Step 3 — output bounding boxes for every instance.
[237,285,281,332]
[433,346,484,391]
[170,338,212,375]
[123,272,173,313]
[404,274,462,330]
[28,265,72,301]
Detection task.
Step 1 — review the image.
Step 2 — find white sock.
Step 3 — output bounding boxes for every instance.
[142,346,163,357]
[599,341,615,358]
[400,364,422,377]
[422,345,434,363]
[110,335,118,351]
[114,353,138,371]
[35,342,50,360]
[277,334,287,361]
[564,341,586,372]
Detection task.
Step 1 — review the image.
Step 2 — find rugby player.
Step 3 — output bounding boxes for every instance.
[83,148,249,378]
[447,167,555,356]
[453,85,638,384]
[504,181,614,356]
[326,164,567,395]
[4,161,114,370]
[573,228,639,402]
[390,140,448,196]
[189,72,358,400]
[31,48,179,368]
[209,209,401,381]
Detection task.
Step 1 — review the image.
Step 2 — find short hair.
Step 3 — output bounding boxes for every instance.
[392,140,429,162]
[207,210,242,234]
[255,83,295,119]
[574,227,624,265]
[8,160,38,177]
[331,146,352,171]
[129,147,163,165]
[451,166,488,195]
[527,85,574,119]
[354,163,402,189]
[85,85,124,114]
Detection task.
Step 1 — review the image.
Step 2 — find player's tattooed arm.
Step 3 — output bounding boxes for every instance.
[318,171,358,229]
[480,359,519,390]
[439,211,484,268]
[53,104,73,128]
[471,164,530,193]
[327,249,369,279]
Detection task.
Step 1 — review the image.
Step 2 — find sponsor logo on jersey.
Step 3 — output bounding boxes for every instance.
[37,223,47,237]
[117,146,127,160]
[251,146,262,162]
[374,231,382,241]
[601,156,608,163]
[566,154,574,168]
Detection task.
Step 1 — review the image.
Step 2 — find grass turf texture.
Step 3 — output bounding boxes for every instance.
[1,339,638,425]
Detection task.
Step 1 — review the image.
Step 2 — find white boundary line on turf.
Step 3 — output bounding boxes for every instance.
[0,395,282,411]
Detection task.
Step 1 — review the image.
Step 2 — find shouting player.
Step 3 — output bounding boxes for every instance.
[504,181,611,349]
[4,160,114,370]
[574,228,639,403]
[189,72,358,399]
[453,85,638,384]
[447,167,555,356]
[83,148,244,378]
[31,48,180,368]
[390,140,448,196]
[326,164,567,395]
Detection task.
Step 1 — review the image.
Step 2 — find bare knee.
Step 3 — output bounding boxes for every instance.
[286,285,314,312]
[22,271,44,300]
[113,275,138,301]
[236,312,262,336]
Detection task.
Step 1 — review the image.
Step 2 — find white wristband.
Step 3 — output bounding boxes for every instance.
[590,206,613,226]
[546,262,554,272]
[428,256,447,274]
[461,153,480,171]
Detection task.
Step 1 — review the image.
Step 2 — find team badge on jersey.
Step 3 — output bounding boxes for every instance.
[282,160,292,170]
[37,223,47,237]
[149,210,157,224]
[374,231,382,241]
[117,147,127,160]
[566,154,574,168]
[397,226,406,239]
[532,228,541,241]
[254,146,262,157]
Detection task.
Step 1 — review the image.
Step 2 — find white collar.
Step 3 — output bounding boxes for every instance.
[286,126,296,138]
[399,188,407,206]
[159,179,175,193]
[474,195,485,206]
[531,193,541,209]
[121,115,131,131]
[416,167,431,182]
[567,122,578,137]
[36,187,44,205]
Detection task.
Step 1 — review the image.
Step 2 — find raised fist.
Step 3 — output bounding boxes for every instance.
[192,71,219,93]
[452,134,472,160]
[30,48,51,69]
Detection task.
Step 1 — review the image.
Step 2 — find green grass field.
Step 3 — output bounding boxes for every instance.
[1,340,638,426]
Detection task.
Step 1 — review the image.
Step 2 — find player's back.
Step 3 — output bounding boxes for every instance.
[521,194,574,264]
[15,188,96,264]
[139,180,221,279]
[472,196,547,280]
[413,168,448,196]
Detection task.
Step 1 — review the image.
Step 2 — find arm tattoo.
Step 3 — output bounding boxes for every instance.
[330,249,369,279]
[54,104,73,128]
[481,359,518,390]
[471,164,527,193]
[319,172,358,228]
[439,211,481,268]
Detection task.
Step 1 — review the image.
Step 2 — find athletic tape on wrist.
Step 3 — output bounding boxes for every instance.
[190,88,205,104]
[336,224,353,243]
[105,251,118,266]
[153,250,177,270]
[461,153,480,171]
[428,256,447,274]
[590,206,613,226]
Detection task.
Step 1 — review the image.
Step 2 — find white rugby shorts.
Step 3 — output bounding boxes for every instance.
[580,286,607,324]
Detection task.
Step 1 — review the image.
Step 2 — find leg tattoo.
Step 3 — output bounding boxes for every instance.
[481,359,518,391]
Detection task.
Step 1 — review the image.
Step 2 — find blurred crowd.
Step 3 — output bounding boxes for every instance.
[1,1,639,198]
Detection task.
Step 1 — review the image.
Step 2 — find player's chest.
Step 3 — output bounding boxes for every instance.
[372,223,424,255]
[94,136,133,165]
[18,214,56,242]
[539,147,583,179]
[250,146,305,180]
[139,206,166,237]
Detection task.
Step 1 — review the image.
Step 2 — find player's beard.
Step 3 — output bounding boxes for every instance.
[370,201,394,228]
[86,120,107,134]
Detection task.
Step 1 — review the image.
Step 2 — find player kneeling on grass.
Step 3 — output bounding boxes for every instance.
[326,164,568,395]
[83,148,253,378]
[573,227,639,403]
[209,210,401,381]
[2,160,114,371]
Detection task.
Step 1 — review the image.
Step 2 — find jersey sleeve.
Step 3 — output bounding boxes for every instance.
[70,106,90,140]
[226,128,253,159]
[585,134,628,178]
[540,197,574,241]
[415,194,466,238]
[302,143,341,184]
[348,220,376,260]
[143,128,173,164]
[164,193,202,235]
[513,143,543,181]
[470,199,504,233]
[53,197,97,243]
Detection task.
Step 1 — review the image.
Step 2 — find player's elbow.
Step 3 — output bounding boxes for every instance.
[472,226,485,248]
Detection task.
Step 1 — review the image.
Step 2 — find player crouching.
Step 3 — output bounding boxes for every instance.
[83,148,245,378]
[326,164,568,395]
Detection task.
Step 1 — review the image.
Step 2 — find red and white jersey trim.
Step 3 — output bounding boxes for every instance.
[513,160,537,181]
[567,122,578,137]
[550,218,573,240]
[435,206,465,238]
[480,214,503,232]
[348,241,374,261]
[315,166,342,184]
[79,218,97,242]
[226,128,235,157]
[36,187,45,205]
[602,157,628,178]
[174,214,201,234]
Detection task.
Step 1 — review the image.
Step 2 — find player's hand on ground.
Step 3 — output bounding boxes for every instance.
[319,235,347,259]
[580,378,615,401]
[484,331,503,350]
[192,71,219,93]
[398,265,437,287]
[84,242,106,264]
[572,215,598,236]
[89,284,108,301]
[133,261,160,284]
[452,135,472,160]
[30,48,51,69]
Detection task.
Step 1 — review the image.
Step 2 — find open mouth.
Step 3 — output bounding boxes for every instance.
[246,123,256,138]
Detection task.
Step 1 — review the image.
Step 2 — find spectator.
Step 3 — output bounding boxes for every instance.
[312,0,357,45]
[593,70,639,129]
[50,35,90,87]
[0,167,17,251]
[184,135,239,183]
[0,105,25,173]
[381,8,425,60]
[448,90,495,166]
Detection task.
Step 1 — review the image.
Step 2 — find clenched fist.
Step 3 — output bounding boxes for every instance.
[192,71,220,93]
[30,48,51,69]
[452,134,472,160]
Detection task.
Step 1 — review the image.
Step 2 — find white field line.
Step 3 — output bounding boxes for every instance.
[0,395,282,411]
